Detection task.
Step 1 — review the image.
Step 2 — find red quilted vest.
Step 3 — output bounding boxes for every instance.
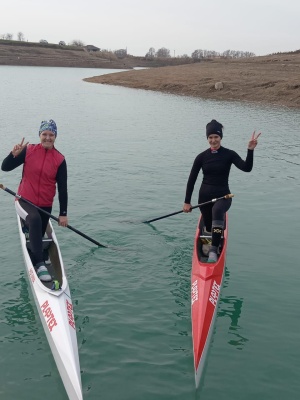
[18,144,64,207]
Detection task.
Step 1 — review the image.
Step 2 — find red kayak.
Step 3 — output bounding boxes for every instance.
[191,213,228,387]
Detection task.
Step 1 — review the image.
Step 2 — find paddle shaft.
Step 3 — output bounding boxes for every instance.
[143,194,234,223]
[0,184,107,248]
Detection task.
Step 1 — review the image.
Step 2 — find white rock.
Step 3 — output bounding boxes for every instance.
[215,82,224,90]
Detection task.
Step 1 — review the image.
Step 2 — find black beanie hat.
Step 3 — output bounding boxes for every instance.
[206,119,223,138]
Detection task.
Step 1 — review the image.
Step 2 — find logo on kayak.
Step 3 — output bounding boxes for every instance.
[41,300,57,332]
[66,299,75,330]
[191,280,198,305]
[209,281,221,307]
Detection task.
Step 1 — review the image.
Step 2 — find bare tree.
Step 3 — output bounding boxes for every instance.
[69,39,85,47]
[192,49,204,60]
[221,49,255,58]
[114,49,127,59]
[145,47,156,59]
[156,47,170,58]
[1,33,13,40]
[244,51,255,58]
[191,49,218,59]
[191,48,255,59]
[17,32,25,41]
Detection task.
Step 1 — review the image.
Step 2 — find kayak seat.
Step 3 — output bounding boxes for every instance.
[199,234,211,257]
[200,234,212,245]
[199,234,224,257]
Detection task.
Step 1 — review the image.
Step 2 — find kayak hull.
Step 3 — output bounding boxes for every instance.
[17,216,83,400]
[191,214,228,387]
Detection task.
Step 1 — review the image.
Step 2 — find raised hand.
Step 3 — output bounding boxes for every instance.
[12,137,29,157]
[248,131,261,150]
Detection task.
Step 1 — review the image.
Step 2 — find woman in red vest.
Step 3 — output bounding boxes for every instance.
[1,120,68,281]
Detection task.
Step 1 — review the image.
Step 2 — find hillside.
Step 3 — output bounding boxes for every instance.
[0,41,128,69]
[84,52,300,109]
[0,40,194,69]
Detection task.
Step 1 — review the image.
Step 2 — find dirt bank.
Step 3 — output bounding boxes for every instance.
[84,53,300,109]
[0,42,131,69]
[0,41,195,69]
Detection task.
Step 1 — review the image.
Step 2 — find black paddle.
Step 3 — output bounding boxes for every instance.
[0,184,107,248]
[143,194,234,223]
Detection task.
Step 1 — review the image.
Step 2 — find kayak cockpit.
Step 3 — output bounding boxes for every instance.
[196,218,224,263]
[21,219,65,290]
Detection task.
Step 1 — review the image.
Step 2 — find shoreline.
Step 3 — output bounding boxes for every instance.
[1,41,299,110]
[83,53,300,110]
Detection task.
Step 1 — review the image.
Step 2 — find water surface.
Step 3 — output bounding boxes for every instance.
[0,65,299,400]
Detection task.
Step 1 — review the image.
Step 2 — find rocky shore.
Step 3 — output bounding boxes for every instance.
[84,52,300,109]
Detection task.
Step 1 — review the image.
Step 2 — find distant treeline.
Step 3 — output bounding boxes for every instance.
[191,49,255,59]
[145,47,256,59]
[0,39,82,51]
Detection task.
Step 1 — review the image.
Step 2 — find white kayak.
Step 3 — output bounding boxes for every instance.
[17,215,83,400]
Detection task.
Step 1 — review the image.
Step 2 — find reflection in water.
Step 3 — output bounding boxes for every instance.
[2,274,39,342]
[218,267,249,349]
[0,65,299,400]
[168,245,250,351]
[169,256,249,351]
[169,243,191,341]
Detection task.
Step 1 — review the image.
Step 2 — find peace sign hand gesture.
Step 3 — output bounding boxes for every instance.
[248,131,261,150]
[12,137,29,157]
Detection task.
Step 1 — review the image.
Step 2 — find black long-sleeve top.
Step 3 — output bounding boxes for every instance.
[184,147,254,203]
[1,147,68,216]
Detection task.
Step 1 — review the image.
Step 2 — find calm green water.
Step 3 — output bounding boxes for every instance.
[0,66,299,400]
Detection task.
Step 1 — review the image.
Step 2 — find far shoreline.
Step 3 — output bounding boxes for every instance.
[1,40,299,110]
[83,53,300,110]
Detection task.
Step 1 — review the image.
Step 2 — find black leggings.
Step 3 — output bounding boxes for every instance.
[199,197,232,232]
[16,200,52,265]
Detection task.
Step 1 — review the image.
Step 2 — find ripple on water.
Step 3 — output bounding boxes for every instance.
[0,66,300,400]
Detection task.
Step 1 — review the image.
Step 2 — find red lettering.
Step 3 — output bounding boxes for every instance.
[68,320,75,329]
[40,301,57,332]
[41,300,49,312]
[44,307,53,319]
[66,299,75,330]
[48,318,58,332]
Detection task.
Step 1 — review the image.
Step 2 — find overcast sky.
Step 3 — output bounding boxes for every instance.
[1,0,299,57]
